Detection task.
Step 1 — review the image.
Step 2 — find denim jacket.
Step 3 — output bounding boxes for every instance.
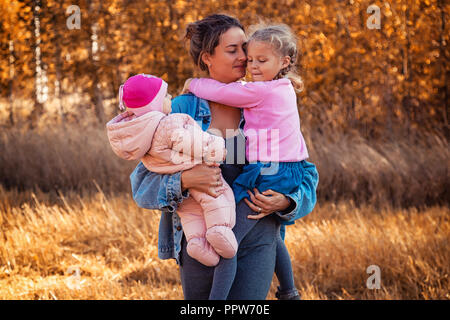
[130,94,317,264]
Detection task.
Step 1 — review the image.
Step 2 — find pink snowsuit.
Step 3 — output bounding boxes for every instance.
[106,110,237,266]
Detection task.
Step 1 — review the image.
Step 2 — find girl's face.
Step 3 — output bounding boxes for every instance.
[202,27,247,83]
[246,40,290,82]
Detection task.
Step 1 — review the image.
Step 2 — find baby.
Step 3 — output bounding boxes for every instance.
[106,74,237,266]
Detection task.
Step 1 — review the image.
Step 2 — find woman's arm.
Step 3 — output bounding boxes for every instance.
[278,161,319,223]
[131,161,224,212]
[180,163,224,195]
[130,162,187,212]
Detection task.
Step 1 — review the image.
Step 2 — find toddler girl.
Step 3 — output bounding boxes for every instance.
[106,74,238,267]
[185,24,314,300]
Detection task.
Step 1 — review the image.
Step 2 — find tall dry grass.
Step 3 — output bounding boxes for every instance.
[0,124,448,299]
[0,186,182,300]
[0,125,137,194]
[0,186,448,300]
[306,130,450,208]
[1,125,449,208]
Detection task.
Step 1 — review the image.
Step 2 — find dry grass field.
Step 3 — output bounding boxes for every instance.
[0,186,448,300]
[0,125,448,300]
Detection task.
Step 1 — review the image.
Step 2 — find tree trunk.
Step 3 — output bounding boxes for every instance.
[401,6,412,134]
[29,0,44,129]
[8,37,15,126]
[88,2,105,125]
[54,0,65,123]
[8,80,14,127]
[384,81,394,139]
[438,0,448,133]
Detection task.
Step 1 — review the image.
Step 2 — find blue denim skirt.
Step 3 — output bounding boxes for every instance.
[232,160,306,204]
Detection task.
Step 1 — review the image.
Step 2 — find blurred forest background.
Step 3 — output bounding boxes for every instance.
[0,0,448,207]
[0,0,449,300]
[1,0,449,132]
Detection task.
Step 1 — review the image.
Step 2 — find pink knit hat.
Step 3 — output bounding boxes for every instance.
[119,74,168,117]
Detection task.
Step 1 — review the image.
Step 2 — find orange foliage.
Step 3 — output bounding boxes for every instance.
[0,0,448,135]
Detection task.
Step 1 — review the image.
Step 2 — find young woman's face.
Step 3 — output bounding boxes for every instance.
[246,40,290,82]
[203,27,247,83]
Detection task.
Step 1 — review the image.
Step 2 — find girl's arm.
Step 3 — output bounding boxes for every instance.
[189,78,268,109]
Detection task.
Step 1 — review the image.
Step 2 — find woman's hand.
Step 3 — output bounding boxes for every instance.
[181,78,193,95]
[244,188,291,220]
[181,162,224,198]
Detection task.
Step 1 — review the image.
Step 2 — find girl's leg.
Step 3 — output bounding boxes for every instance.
[274,235,300,299]
[179,235,215,300]
[208,199,259,300]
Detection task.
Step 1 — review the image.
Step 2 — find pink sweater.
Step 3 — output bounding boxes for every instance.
[189,78,309,162]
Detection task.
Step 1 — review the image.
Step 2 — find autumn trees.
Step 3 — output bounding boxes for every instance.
[0,0,448,136]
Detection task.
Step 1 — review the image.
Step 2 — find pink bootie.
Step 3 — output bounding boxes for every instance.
[186,237,220,266]
[206,225,238,259]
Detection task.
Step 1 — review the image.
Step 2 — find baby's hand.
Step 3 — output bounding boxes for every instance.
[181,78,194,95]
[204,148,227,166]
[203,136,227,163]
[211,148,227,162]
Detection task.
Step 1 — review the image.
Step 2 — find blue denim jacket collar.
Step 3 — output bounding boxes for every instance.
[174,93,212,131]
[196,96,212,119]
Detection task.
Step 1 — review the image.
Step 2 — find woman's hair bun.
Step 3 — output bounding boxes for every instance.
[185,23,197,40]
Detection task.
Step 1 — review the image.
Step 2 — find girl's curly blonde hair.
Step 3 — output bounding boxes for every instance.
[247,23,304,93]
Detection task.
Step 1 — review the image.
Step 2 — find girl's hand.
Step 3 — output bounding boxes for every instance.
[181,78,193,95]
[244,188,291,220]
[181,162,224,198]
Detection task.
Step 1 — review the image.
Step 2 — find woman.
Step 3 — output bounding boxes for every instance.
[130,14,318,299]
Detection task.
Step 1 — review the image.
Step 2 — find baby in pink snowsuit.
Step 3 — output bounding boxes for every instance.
[106,74,237,266]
